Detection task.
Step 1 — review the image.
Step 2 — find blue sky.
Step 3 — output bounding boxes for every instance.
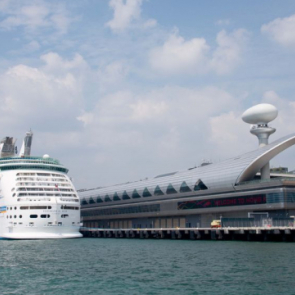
[0,0,295,188]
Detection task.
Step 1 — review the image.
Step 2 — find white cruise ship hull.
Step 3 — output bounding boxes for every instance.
[0,168,82,240]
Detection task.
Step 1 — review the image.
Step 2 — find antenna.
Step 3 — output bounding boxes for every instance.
[242,103,278,179]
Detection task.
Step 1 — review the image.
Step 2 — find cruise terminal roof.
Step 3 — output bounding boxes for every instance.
[80,133,295,199]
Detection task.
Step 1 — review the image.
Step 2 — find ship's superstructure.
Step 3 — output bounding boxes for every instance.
[0,132,82,239]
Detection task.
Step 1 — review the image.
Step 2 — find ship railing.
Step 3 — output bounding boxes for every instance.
[0,156,60,165]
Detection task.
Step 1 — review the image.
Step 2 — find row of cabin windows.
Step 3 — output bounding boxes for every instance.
[81,180,208,205]
[29,214,69,218]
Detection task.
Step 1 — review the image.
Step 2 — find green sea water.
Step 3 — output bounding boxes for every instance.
[1,238,295,295]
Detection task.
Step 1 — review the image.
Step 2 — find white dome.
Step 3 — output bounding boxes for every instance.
[43,154,50,159]
[242,103,278,124]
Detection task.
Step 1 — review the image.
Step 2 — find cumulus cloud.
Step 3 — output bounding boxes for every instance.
[106,0,143,32]
[0,52,86,131]
[209,111,253,156]
[261,14,295,47]
[149,31,210,74]
[96,61,130,92]
[210,29,249,74]
[77,86,236,152]
[106,0,157,33]
[0,0,73,35]
[72,85,242,186]
[149,29,249,75]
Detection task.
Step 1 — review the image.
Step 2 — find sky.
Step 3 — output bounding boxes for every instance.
[0,0,295,189]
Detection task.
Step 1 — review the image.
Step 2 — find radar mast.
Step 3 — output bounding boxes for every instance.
[242,103,278,179]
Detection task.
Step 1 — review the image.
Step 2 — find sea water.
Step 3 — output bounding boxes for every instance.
[1,239,295,295]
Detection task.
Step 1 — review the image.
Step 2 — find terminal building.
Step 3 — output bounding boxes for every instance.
[78,104,295,229]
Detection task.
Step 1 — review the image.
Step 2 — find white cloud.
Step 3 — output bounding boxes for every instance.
[143,18,157,28]
[0,52,86,131]
[130,100,168,121]
[97,61,129,92]
[25,40,40,51]
[261,14,295,47]
[71,85,240,186]
[77,86,236,148]
[0,0,73,35]
[106,0,143,33]
[149,31,210,74]
[149,29,249,75]
[209,111,253,156]
[216,19,231,26]
[210,29,249,75]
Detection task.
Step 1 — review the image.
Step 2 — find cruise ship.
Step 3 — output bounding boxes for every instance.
[0,131,82,239]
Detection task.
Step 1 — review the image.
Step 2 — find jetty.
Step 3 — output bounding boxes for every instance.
[80,227,295,242]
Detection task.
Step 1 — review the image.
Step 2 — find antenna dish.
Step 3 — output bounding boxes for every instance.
[242,103,278,124]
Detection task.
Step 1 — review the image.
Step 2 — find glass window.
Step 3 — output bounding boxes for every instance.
[96,196,103,203]
[81,199,88,205]
[180,181,192,193]
[104,195,112,202]
[122,191,130,200]
[154,185,164,196]
[142,188,152,197]
[166,183,177,194]
[113,192,121,201]
[194,180,208,191]
[132,189,141,199]
[30,215,38,218]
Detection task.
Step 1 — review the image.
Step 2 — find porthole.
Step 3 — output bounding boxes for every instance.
[14,207,17,210]
[19,215,22,218]
[10,215,12,218]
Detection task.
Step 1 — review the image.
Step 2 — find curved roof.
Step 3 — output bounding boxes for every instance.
[79,133,295,200]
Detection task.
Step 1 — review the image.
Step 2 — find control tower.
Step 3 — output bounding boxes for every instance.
[242,103,278,180]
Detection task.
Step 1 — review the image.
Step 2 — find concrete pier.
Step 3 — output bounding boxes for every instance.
[80,227,295,242]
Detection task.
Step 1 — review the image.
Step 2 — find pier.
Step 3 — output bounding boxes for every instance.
[80,227,295,242]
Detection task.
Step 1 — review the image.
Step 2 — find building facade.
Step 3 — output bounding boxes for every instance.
[79,133,295,229]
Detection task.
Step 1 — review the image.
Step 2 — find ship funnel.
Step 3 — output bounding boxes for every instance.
[19,131,33,157]
[0,137,16,158]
